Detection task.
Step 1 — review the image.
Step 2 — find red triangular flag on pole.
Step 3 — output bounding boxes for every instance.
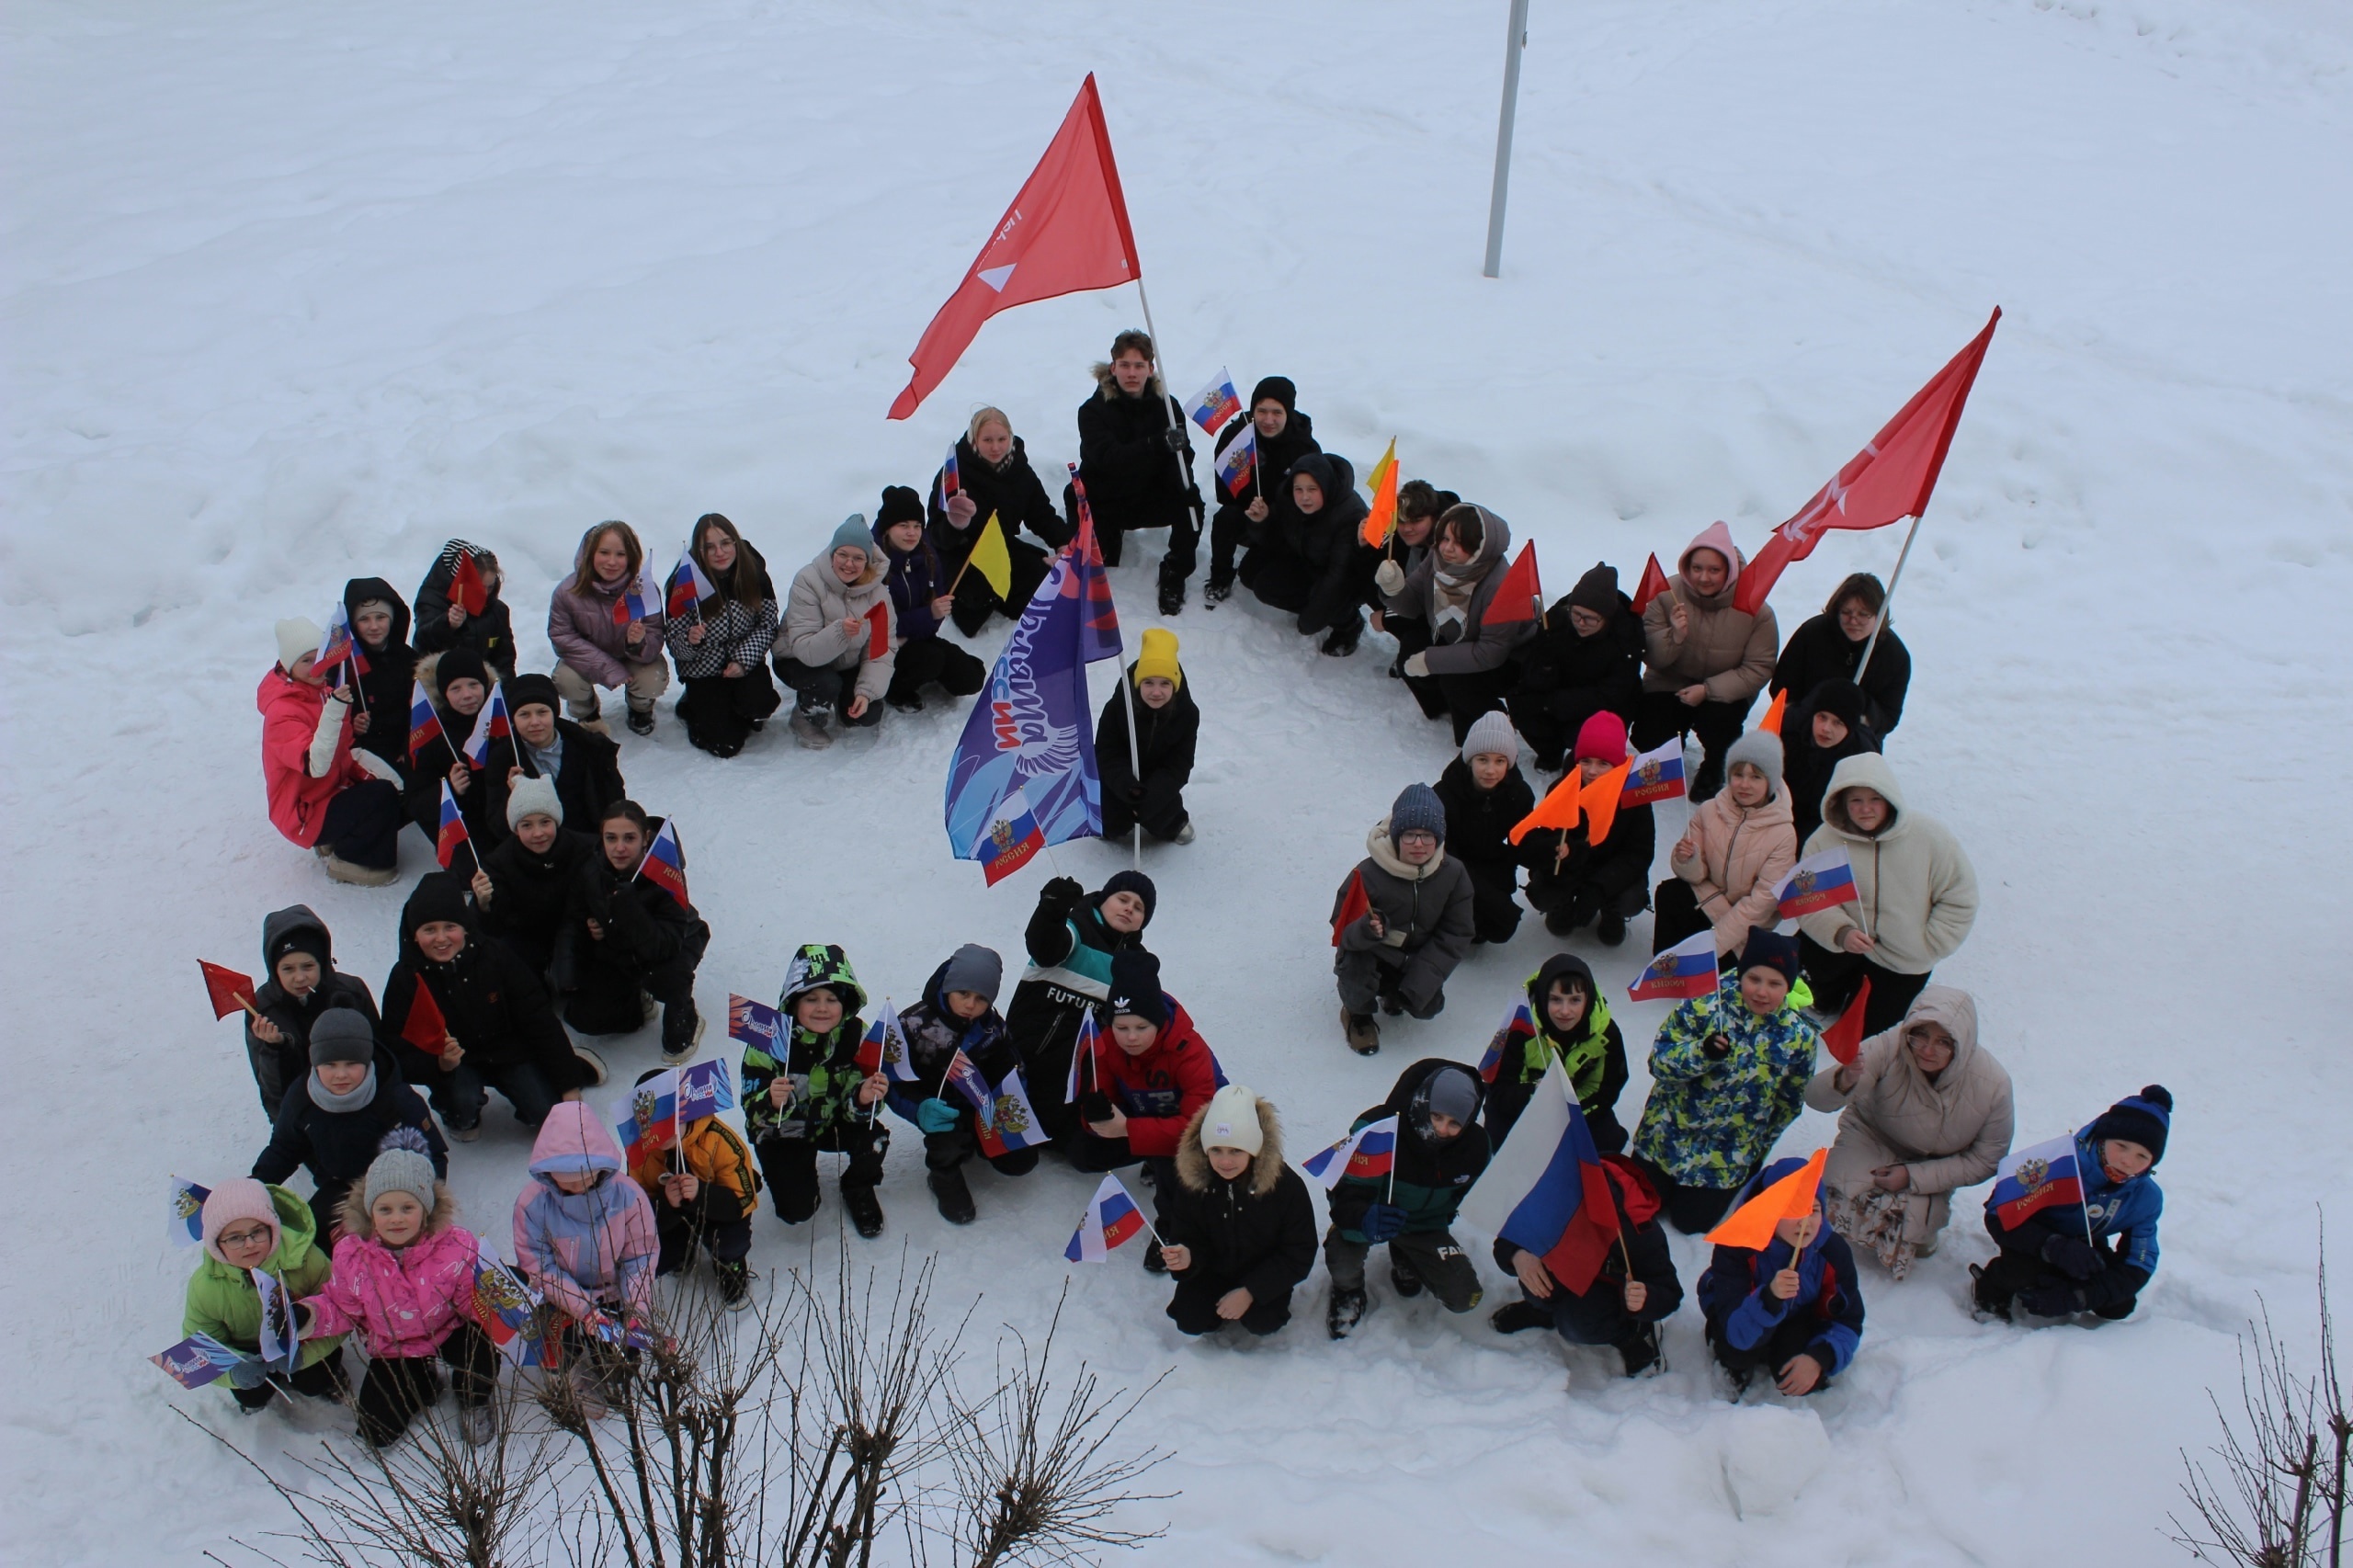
[888,76,1142,420]
[399,979,449,1052]
[1330,869,1370,948]
[1482,540,1543,627]
[1735,308,2001,615]
[449,551,490,616]
[1758,687,1789,736]
[1821,976,1873,1065]
[864,602,892,661]
[1631,553,1670,616]
[199,960,257,1021]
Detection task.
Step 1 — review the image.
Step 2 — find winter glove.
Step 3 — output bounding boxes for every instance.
[352,746,403,784]
[307,693,350,778]
[1402,653,1430,678]
[2019,1282,2083,1318]
[915,1097,961,1135]
[1373,560,1406,597]
[2040,1233,2100,1281]
[1161,427,1188,453]
[1361,1203,1409,1243]
[1079,1090,1115,1126]
[1040,877,1086,916]
[228,1356,272,1391]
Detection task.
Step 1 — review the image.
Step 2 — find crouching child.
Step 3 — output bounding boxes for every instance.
[563,801,710,1061]
[1332,783,1475,1056]
[626,1070,760,1309]
[1324,1061,1491,1339]
[1097,628,1199,846]
[183,1179,348,1414]
[300,1135,499,1448]
[741,945,890,1237]
[1158,1085,1317,1338]
[886,944,1038,1226]
[1698,1158,1865,1398]
[1972,1085,2170,1324]
[1489,1155,1681,1377]
[513,1103,659,1412]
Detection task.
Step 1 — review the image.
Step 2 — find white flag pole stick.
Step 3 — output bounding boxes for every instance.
[1854,512,1923,683]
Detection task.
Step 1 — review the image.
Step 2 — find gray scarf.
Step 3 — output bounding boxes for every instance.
[312,1065,378,1114]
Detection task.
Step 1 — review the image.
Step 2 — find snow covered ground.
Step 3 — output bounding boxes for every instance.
[4,0,2350,1561]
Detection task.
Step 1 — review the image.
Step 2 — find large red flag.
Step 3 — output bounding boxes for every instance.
[889,76,1142,420]
[1734,308,2001,615]
[1482,541,1544,627]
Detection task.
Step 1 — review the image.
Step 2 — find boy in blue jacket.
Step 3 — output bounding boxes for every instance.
[1972,1085,2170,1324]
[883,944,1040,1225]
[1699,1156,1865,1397]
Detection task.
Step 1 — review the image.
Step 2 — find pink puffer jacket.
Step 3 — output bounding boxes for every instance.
[303,1208,480,1359]
[512,1103,659,1324]
[1669,786,1799,954]
[258,666,367,848]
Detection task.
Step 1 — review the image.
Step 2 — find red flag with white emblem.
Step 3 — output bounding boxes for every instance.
[1734,309,2001,615]
[888,75,1142,420]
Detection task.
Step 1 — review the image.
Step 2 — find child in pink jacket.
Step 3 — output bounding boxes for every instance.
[512,1103,659,1367]
[299,1131,498,1447]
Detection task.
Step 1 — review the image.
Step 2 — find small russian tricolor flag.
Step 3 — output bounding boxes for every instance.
[436,780,473,870]
[976,787,1047,887]
[314,602,357,671]
[461,680,511,767]
[1213,424,1256,495]
[611,561,663,625]
[408,677,445,761]
[940,443,961,507]
[1988,1134,2087,1231]
[635,818,689,909]
[1619,738,1687,807]
[1183,368,1243,436]
[666,551,716,618]
[1301,1114,1400,1190]
[1629,929,1720,1002]
[1479,1000,1537,1084]
[1063,1174,1149,1263]
[1775,846,1859,920]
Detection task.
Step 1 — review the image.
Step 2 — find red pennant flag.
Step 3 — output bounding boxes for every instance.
[865,602,891,661]
[199,960,257,1021]
[1631,552,1670,616]
[1735,309,2001,615]
[1758,688,1789,736]
[449,551,490,616]
[399,980,449,1053]
[888,76,1142,420]
[1330,869,1371,948]
[1482,540,1543,627]
[1821,977,1873,1065]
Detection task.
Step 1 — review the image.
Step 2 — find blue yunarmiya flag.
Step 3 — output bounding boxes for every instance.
[944,549,1102,863]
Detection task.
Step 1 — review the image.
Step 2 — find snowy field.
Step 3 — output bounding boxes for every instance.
[5,0,2351,1562]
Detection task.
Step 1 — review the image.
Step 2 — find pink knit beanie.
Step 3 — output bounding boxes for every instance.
[199,1178,282,1265]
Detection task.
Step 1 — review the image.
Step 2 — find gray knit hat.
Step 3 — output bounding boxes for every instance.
[1459,710,1520,766]
[1724,730,1786,799]
[829,515,873,562]
[939,943,1004,1005]
[309,1006,377,1068]
[1387,782,1448,846]
[506,772,563,829]
[361,1128,438,1217]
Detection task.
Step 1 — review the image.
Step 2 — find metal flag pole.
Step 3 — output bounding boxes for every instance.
[1482,0,1532,278]
[1131,278,1207,611]
[1854,512,1924,682]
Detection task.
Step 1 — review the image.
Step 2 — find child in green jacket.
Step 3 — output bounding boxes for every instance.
[181,1179,347,1413]
[742,944,890,1237]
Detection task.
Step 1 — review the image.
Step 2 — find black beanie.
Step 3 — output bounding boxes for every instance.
[1098,869,1156,924]
[1100,950,1167,1028]
[403,871,472,939]
[876,484,926,528]
[268,924,332,976]
[1805,679,1868,732]
[1249,376,1297,415]
[436,647,489,698]
[506,672,560,717]
[1738,926,1801,986]
[2091,1085,2172,1164]
[1565,562,1620,617]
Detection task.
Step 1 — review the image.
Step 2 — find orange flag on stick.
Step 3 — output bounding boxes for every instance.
[1483,541,1544,626]
[1576,758,1631,846]
[1509,769,1585,846]
[1820,977,1873,1065]
[1360,440,1398,548]
[1506,758,1631,846]
[1706,1148,1828,1251]
[1758,687,1789,736]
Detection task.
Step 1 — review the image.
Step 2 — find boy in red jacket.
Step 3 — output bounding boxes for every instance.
[1068,951,1218,1272]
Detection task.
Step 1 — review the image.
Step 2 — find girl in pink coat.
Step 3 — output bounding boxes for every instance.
[259,616,405,886]
[512,1102,659,1340]
[1653,729,1799,960]
[298,1131,498,1447]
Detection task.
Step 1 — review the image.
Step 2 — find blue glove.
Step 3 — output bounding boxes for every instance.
[916,1097,961,1135]
[228,1356,271,1391]
[2040,1233,2099,1281]
[1361,1203,1408,1243]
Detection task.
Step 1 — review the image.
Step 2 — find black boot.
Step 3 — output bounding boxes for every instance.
[1327,1287,1369,1339]
[1597,911,1628,947]
[1489,1299,1551,1335]
[841,1183,884,1239]
[927,1166,976,1226]
[1203,575,1232,606]
[713,1257,751,1311]
[1616,1323,1663,1377]
[661,1000,704,1063]
[1158,577,1185,615]
[1390,1263,1425,1300]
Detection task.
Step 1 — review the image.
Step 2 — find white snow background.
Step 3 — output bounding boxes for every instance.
[4,0,2350,1562]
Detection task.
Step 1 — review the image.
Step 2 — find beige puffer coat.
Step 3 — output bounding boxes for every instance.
[1669,786,1799,955]
[1640,520,1779,701]
[1797,752,1978,974]
[1804,985,2013,1247]
[778,547,897,705]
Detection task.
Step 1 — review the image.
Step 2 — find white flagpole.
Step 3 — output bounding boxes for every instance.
[1854,513,1923,682]
[1483,0,1532,278]
[1131,278,1206,601]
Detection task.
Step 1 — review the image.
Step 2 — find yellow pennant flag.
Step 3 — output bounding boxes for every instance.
[966,512,1013,599]
[1360,438,1399,549]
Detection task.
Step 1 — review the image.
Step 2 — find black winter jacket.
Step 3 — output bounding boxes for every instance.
[412,541,516,677]
[1097,667,1199,805]
[564,852,711,986]
[1161,1108,1318,1303]
[1513,590,1643,722]
[404,656,516,849]
[244,905,389,1120]
[1074,373,1199,526]
[1326,1058,1493,1241]
[1211,407,1316,519]
[481,828,599,978]
[1771,612,1909,737]
[340,576,418,777]
[1529,798,1657,905]
[519,717,626,838]
[1430,757,1539,881]
[928,434,1070,556]
[1781,696,1881,846]
[252,1043,449,1200]
[384,920,586,1090]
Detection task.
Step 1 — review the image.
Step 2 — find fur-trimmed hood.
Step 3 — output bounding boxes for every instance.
[1365,819,1451,881]
[334,1180,460,1243]
[1175,1098,1286,1196]
[1090,361,1165,402]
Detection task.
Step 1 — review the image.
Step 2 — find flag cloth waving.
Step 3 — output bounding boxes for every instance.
[436,781,473,870]
[1705,1147,1827,1249]
[1619,739,1687,807]
[1302,1114,1399,1189]
[611,561,662,625]
[1184,368,1242,435]
[1987,1134,2089,1233]
[408,678,445,761]
[399,977,450,1053]
[1460,1058,1621,1293]
[1359,439,1399,548]
[1819,977,1873,1066]
[168,1176,212,1246]
[666,551,717,618]
[461,680,511,768]
[1734,308,2002,614]
[1063,1173,1151,1263]
[1483,540,1543,627]
[635,819,689,909]
[890,76,1142,419]
[1774,846,1859,920]
[1629,929,1720,1002]
[199,960,257,1021]
[964,514,1015,599]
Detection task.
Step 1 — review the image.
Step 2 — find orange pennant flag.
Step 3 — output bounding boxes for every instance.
[1705,1148,1828,1251]
[1575,757,1631,846]
[1360,439,1398,549]
[1508,768,1586,846]
[1758,687,1789,736]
